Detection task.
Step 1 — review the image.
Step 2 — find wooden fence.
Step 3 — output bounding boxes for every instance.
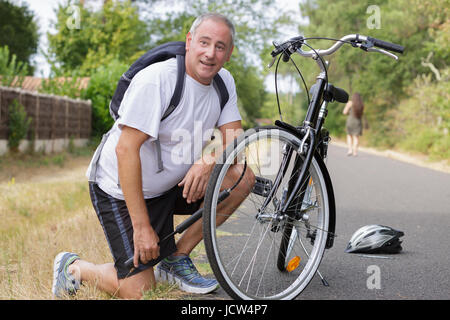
[0,86,91,154]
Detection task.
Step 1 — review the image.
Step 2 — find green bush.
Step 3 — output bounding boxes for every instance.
[393,71,450,160]
[8,99,31,152]
[39,75,86,98]
[82,59,128,138]
[430,137,450,161]
[0,45,28,87]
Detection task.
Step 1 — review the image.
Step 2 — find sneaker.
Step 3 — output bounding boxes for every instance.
[155,255,219,294]
[52,252,81,298]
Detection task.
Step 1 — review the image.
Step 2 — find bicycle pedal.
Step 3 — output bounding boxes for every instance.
[252,176,273,197]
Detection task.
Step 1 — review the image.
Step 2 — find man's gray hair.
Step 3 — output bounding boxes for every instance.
[189,13,235,47]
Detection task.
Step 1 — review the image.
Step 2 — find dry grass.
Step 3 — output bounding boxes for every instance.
[0,153,209,300]
[0,157,111,299]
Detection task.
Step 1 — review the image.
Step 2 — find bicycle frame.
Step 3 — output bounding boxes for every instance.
[276,63,329,216]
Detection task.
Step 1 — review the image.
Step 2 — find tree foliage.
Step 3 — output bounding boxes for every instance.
[0,46,28,87]
[394,73,450,160]
[47,0,149,76]
[0,0,38,74]
[295,0,449,159]
[82,59,129,137]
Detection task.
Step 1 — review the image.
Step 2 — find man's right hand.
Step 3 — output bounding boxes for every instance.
[133,224,160,267]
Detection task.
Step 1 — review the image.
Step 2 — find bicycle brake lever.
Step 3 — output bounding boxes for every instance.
[367,47,399,60]
[268,56,277,68]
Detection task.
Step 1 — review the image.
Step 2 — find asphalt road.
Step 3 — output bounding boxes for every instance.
[203,143,450,300]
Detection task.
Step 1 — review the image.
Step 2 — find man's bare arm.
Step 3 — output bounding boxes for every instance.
[116,126,160,266]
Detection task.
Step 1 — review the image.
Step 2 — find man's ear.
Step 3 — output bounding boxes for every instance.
[226,45,235,62]
[186,32,193,51]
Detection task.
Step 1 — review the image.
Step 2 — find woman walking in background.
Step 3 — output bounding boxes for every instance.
[343,92,364,156]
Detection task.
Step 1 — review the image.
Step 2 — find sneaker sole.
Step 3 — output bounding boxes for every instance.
[52,252,68,297]
[52,251,78,298]
[155,267,219,294]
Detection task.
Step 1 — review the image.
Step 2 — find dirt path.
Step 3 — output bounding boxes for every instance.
[0,156,91,185]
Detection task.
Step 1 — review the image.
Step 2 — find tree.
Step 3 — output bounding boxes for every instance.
[0,0,38,74]
[47,0,149,76]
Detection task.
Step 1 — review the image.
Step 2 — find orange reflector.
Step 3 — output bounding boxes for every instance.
[286,256,301,272]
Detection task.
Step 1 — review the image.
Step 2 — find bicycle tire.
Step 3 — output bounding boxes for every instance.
[203,127,330,300]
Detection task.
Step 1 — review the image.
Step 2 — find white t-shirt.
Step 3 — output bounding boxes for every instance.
[86,58,241,200]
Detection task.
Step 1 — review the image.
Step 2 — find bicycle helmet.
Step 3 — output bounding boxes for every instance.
[345,225,404,254]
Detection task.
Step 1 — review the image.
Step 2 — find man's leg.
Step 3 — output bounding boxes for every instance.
[60,183,164,299]
[68,260,155,299]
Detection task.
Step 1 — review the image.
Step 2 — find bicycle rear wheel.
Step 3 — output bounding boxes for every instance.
[203,127,330,300]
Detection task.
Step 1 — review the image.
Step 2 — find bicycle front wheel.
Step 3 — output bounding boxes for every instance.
[203,127,330,300]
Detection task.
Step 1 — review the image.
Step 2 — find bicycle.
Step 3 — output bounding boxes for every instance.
[201,34,404,300]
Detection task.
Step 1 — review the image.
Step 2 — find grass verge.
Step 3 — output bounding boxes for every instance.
[0,149,211,300]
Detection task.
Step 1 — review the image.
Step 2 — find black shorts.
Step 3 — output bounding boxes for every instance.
[89,183,202,279]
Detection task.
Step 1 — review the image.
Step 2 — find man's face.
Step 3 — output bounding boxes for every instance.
[185,19,234,85]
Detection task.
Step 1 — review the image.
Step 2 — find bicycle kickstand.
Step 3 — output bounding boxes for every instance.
[317,270,329,287]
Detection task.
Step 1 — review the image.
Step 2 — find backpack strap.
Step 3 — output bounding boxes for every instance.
[213,73,229,110]
[155,54,186,173]
[161,54,186,121]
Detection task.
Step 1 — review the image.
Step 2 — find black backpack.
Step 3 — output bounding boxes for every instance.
[109,41,229,121]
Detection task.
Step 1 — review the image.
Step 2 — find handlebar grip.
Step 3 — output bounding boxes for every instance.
[324,84,349,103]
[367,36,404,54]
[330,85,349,103]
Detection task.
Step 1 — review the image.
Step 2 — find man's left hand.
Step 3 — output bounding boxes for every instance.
[178,154,215,204]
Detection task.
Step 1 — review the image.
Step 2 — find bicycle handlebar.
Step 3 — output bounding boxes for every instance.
[269,34,404,66]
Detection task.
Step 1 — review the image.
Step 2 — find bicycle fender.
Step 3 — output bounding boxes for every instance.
[314,154,336,249]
